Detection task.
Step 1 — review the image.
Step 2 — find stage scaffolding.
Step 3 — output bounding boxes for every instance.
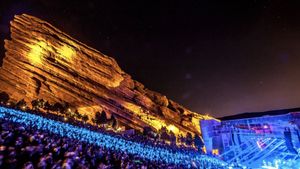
[201,112,300,168]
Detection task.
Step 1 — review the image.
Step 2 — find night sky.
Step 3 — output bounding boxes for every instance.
[1,0,300,117]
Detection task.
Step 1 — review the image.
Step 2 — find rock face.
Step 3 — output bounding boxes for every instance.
[0,14,216,136]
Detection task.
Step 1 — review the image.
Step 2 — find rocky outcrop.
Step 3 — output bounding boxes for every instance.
[0,14,216,136]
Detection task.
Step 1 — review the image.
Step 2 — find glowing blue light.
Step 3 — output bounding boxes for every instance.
[0,106,228,168]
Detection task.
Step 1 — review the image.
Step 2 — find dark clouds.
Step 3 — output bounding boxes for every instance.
[2,0,300,117]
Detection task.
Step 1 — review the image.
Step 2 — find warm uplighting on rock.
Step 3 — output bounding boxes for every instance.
[27,40,75,66]
[122,102,183,135]
[57,44,75,61]
[166,124,179,134]
[0,14,218,139]
[27,41,49,65]
[77,105,102,123]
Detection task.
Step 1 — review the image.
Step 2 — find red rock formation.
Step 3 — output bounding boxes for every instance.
[0,14,216,136]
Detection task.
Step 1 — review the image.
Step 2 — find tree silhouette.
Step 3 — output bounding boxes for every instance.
[111,115,118,129]
[16,99,27,110]
[95,111,108,125]
[0,92,9,104]
[61,102,71,114]
[31,100,39,110]
[31,99,45,110]
[53,102,64,112]
[82,115,89,122]
[169,131,177,145]
[160,127,170,141]
[44,101,52,111]
[186,132,193,146]
[194,135,204,152]
[74,110,81,119]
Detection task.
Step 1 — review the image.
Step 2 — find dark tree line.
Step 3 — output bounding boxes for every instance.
[93,111,118,129]
[0,91,203,151]
[0,92,9,104]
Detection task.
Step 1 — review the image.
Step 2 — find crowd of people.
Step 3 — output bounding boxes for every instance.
[0,106,228,168]
[0,118,176,168]
[3,96,201,151]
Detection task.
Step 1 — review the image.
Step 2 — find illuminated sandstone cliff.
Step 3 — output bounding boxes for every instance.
[0,14,216,136]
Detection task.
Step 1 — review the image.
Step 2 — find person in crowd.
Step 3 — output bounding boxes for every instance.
[0,117,227,169]
[0,102,228,169]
